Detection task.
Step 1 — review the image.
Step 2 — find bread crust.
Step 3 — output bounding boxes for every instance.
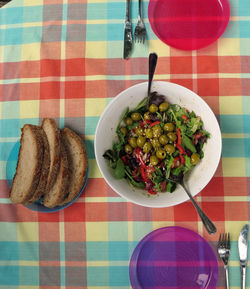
[42,118,61,191]
[60,127,88,205]
[10,124,44,204]
[42,141,69,208]
[26,126,51,203]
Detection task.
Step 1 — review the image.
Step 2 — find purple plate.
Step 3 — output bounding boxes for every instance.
[129,226,218,289]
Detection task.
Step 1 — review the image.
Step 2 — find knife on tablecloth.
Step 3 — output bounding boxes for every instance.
[123,0,132,59]
[238,224,249,289]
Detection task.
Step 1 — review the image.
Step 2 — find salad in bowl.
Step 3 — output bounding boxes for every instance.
[103,92,210,195]
[94,81,221,208]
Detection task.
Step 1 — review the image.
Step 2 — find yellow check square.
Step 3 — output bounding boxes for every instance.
[85,98,106,117]
[220,96,242,114]
[17,222,38,242]
[149,40,170,57]
[86,42,106,58]
[218,38,240,56]
[222,158,245,177]
[20,100,39,118]
[86,222,108,241]
[88,159,102,178]
[225,221,248,240]
[22,43,41,61]
[23,0,43,5]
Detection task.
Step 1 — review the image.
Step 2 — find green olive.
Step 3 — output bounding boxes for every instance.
[125,144,133,154]
[152,125,162,138]
[167,132,177,142]
[129,137,137,148]
[125,117,133,126]
[151,138,161,149]
[120,127,127,135]
[143,142,152,153]
[159,134,169,145]
[150,155,159,166]
[191,153,200,165]
[135,127,144,136]
[159,102,169,112]
[164,144,175,154]
[156,149,166,159]
[144,111,151,120]
[131,112,141,121]
[137,136,146,148]
[145,128,153,139]
[163,123,175,132]
[149,104,158,113]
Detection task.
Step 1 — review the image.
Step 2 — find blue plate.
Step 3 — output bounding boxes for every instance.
[6,141,88,213]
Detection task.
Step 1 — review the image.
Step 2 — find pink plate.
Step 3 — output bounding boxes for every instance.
[148,0,230,50]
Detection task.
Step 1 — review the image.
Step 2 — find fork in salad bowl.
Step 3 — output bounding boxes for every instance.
[166,173,217,235]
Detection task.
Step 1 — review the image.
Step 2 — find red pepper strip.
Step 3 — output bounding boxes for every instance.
[177,128,181,145]
[140,166,147,181]
[148,189,157,195]
[145,119,151,124]
[171,156,180,168]
[176,143,185,155]
[121,156,127,164]
[180,154,185,165]
[160,181,167,191]
[182,114,188,121]
[194,132,202,139]
[139,120,145,128]
[136,147,146,167]
[149,121,161,127]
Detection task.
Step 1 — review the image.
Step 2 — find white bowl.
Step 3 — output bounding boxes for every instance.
[94,81,222,208]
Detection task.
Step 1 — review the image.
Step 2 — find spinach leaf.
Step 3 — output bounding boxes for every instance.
[134,97,148,111]
[183,155,193,173]
[127,121,139,130]
[189,116,202,133]
[172,165,184,176]
[166,181,176,193]
[117,107,129,130]
[125,167,145,188]
[103,149,117,169]
[165,156,174,179]
[114,158,125,179]
[181,134,196,153]
[169,108,186,132]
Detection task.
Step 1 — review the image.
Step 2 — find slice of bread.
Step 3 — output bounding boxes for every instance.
[42,142,69,208]
[42,118,60,191]
[26,126,51,203]
[10,124,44,204]
[60,127,88,205]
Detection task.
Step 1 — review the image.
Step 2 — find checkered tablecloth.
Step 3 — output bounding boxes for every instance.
[0,0,249,288]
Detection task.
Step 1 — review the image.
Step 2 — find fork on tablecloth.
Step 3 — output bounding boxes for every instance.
[218,233,231,289]
[134,0,146,43]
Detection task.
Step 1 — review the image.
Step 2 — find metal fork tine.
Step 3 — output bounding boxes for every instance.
[223,233,227,243]
[218,233,222,246]
[227,233,230,249]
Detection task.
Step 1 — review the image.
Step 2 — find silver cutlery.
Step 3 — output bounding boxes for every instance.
[218,233,231,289]
[134,0,146,43]
[238,224,249,289]
[123,0,132,59]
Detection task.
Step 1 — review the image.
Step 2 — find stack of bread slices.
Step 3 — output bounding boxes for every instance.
[9,118,88,208]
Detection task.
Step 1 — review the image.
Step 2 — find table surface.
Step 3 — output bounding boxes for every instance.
[0,0,249,288]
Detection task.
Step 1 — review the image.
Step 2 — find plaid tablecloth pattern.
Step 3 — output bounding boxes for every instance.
[0,0,249,288]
